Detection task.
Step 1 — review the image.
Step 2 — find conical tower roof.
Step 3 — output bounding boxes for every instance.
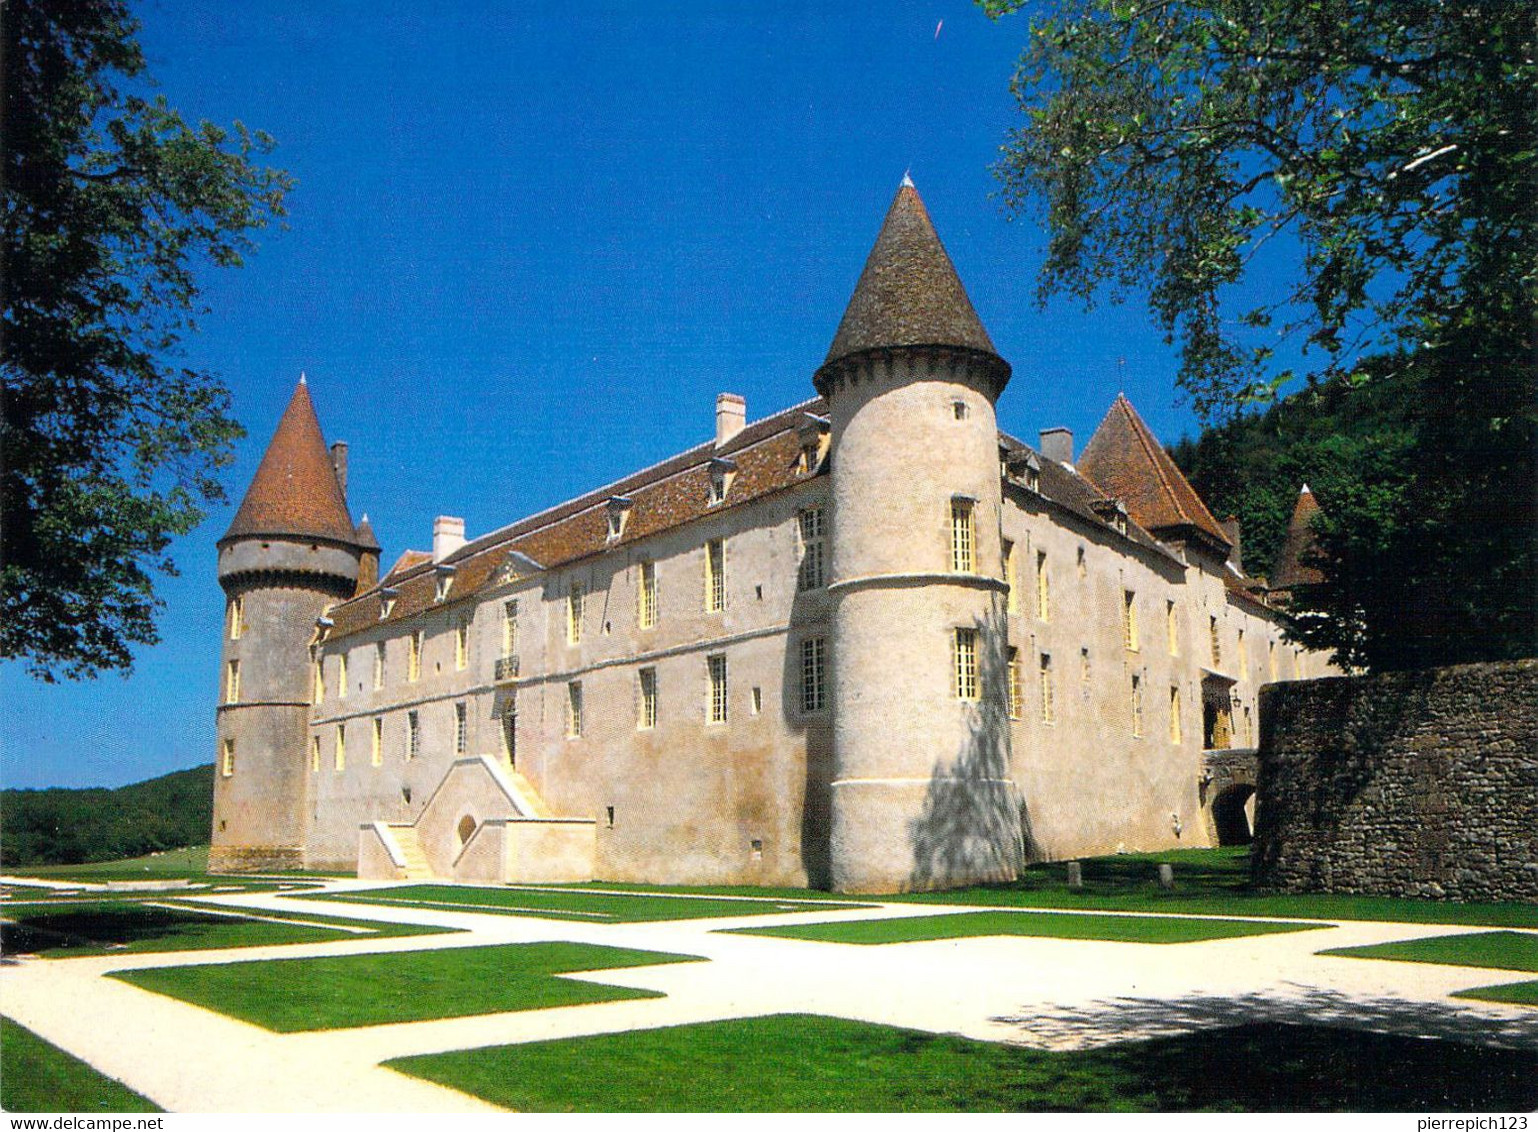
[1079,394,1231,551]
[816,178,1004,389]
[223,379,358,545]
[1270,485,1324,589]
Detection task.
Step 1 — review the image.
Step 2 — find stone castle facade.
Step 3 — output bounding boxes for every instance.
[210,181,1334,892]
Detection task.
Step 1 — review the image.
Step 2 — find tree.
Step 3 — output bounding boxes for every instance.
[3,0,293,681]
[986,0,1536,668]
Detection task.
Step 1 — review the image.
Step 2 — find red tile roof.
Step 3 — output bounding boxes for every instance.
[1078,395,1231,551]
[223,380,359,545]
[1270,485,1325,589]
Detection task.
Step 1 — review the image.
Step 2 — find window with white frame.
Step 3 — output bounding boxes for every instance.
[707,654,728,724]
[705,539,725,612]
[374,641,386,689]
[568,582,585,644]
[455,615,470,670]
[1038,652,1055,723]
[1130,674,1144,738]
[638,562,657,629]
[638,667,657,730]
[954,628,979,700]
[408,630,423,682]
[407,710,420,760]
[225,659,240,704]
[1036,550,1050,621]
[1006,647,1023,719]
[221,738,235,777]
[502,599,519,655]
[567,682,583,738]
[950,499,975,573]
[798,507,826,591]
[455,702,468,754]
[801,637,826,713]
[1123,590,1139,651]
[227,595,243,640]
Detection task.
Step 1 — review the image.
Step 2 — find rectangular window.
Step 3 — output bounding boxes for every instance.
[1081,646,1091,685]
[798,507,826,591]
[954,628,979,700]
[1002,540,1018,613]
[338,652,348,698]
[313,658,325,704]
[502,599,519,655]
[1268,639,1278,682]
[228,596,243,640]
[334,724,346,772]
[1237,628,1247,673]
[502,707,517,765]
[950,499,975,572]
[1005,647,1023,720]
[408,630,423,682]
[407,710,420,760]
[567,582,585,644]
[638,562,658,628]
[705,539,725,612]
[1166,600,1178,656]
[1169,685,1182,744]
[371,717,383,767]
[311,735,321,773]
[455,616,469,670]
[374,641,386,689]
[1035,551,1050,621]
[454,702,467,754]
[1210,616,1222,667]
[751,686,763,714]
[221,738,235,777]
[1123,590,1138,651]
[1291,647,1300,679]
[801,637,826,713]
[1131,674,1144,738]
[225,660,240,704]
[1038,653,1054,723]
[567,681,583,738]
[708,654,728,724]
[638,667,658,730]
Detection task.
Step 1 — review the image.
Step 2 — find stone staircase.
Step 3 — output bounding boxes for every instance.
[503,766,553,818]
[392,826,433,880]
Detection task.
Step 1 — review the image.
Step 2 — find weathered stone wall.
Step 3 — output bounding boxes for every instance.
[1253,659,1538,902]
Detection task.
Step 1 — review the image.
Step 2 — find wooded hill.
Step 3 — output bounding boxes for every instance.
[1,764,212,867]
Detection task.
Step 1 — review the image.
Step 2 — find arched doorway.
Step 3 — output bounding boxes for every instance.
[1211,784,1255,846]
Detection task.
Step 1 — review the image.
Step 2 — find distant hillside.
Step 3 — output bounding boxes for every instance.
[1,765,213,867]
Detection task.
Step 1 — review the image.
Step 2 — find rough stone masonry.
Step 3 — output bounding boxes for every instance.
[1253,659,1538,903]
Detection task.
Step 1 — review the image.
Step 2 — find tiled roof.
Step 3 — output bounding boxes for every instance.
[1270,485,1324,589]
[1078,395,1231,551]
[354,515,381,552]
[223,380,359,545]
[818,180,1001,378]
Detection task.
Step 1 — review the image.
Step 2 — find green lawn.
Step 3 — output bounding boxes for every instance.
[1319,930,1538,973]
[298,883,868,922]
[0,899,449,957]
[1455,981,1538,1007]
[112,942,702,1031]
[386,1013,1538,1112]
[4,845,212,879]
[728,909,1326,945]
[0,1016,160,1113]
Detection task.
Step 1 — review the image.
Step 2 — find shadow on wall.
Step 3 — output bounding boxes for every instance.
[908,601,1027,889]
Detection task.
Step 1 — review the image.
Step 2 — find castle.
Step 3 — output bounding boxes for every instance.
[209,181,1333,892]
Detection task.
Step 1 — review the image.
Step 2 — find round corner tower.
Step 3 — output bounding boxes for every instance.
[210,378,367,872]
[816,178,1023,894]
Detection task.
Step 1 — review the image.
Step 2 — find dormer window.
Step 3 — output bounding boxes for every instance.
[798,414,830,474]
[606,496,633,541]
[434,563,456,602]
[1004,449,1041,493]
[1093,498,1129,536]
[378,586,399,620]
[708,457,736,506]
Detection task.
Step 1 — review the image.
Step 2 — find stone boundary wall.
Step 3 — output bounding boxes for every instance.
[1253,659,1538,902]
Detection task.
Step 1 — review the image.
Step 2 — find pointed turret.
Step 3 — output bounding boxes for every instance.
[815,179,1007,396]
[223,380,359,546]
[353,514,381,594]
[1079,394,1231,554]
[1271,485,1324,591]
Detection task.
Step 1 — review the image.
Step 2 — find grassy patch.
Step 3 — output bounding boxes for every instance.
[892,849,1538,929]
[5,845,212,879]
[1319,930,1538,973]
[112,942,701,1031]
[1454,981,1538,1007]
[299,883,867,923]
[0,1016,160,1113]
[0,900,448,957]
[386,1013,1538,1112]
[728,909,1325,945]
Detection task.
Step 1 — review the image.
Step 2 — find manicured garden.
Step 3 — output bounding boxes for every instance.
[386,1013,1538,1112]
[1320,930,1538,1008]
[729,909,1326,945]
[0,1016,160,1113]
[111,941,702,1031]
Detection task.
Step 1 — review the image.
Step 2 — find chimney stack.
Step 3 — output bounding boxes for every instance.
[716,393,746,447]
[1039,427,1073,464]
[1221,515,1244,574]
[433,515,466,561]
[330,441,349,497]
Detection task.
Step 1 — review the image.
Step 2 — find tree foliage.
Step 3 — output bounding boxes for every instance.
[2,0,293,681]
[0,764,212,866]
[987,0,1536,668]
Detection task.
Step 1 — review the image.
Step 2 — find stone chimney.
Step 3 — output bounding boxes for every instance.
[433,515,466,562]
[1221,516,1244,574]
[1039,427,1073,464]
[716,393,746,448]
[329,441,349,497]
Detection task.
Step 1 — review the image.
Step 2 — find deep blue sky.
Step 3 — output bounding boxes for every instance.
[4,1,1245,789]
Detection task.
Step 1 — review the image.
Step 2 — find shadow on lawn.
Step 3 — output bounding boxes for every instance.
[0,905,224,955]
